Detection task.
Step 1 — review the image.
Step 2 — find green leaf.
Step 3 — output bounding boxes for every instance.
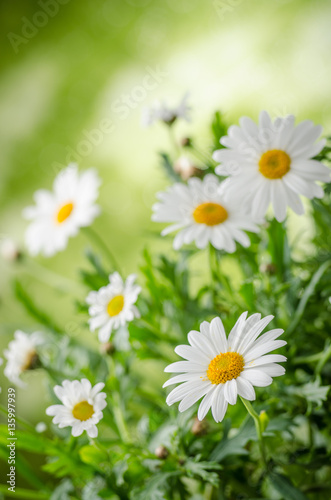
[288,379,330,407]
[13,280,62,333]
[268,472,309,500]
[210,418,257,462]
[0,485,49,499]
[211,111,228,150]
[184,457,221,487]
[50,479,74,500]
[287,261,330,335]
[79,444,108,467]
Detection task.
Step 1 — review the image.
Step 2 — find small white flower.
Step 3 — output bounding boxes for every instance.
[142,92,191,127]
[164,312,286,423]
[23,164,101,257]
[152,174,260,252]
[46,379,107,438]
[4,331,43,387]
[86,272,141,343]
[213,111,330,222]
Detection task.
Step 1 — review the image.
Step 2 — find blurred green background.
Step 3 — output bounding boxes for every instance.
[0,0,331,431]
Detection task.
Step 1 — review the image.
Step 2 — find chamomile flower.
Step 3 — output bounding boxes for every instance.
[4,331,43,387]
[152,174,260,251]
[142,92,191,127]
[86,272,141,343]
[213,111,330,222]
[164,313,286,422]
[23,164,101,257]
[46,379,107,438]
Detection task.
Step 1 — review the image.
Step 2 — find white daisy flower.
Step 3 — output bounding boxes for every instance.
[152,174,260,251]
[46,379,107,438]
[141,92,191,127]
[23,164,101,257]
[86,272,141,343]
[164,312,286,423]
[4,331,43,387]
[213,111,330,222]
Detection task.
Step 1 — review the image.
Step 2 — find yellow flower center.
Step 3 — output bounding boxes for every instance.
[193,202,228,226]
[22,350,38,371]
[56,202,74,224]
[107,294,124,317]
[207,351,244,385]
[72,400,94,421]
[259,149,291,179]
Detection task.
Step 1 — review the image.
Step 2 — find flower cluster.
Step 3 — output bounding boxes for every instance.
[1,100,330,461]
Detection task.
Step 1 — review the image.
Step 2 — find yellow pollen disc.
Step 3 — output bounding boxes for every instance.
[193,202,228,226]
[56,202,74,224]
[107,294,124,317]
[259,149,291,179]
[207,351,244,385]
[72,400,94,421]
[22,350,37,371]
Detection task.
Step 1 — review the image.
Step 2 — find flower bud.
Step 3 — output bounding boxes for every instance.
[155,445,169,459]
[100,341,115,355]
[0,238,21,262]
[173,156,202,181]
[191,417,208,436]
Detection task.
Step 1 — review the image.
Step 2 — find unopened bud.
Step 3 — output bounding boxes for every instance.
[155,445,169,459]
[259,410,269,432]
[0,238,21,262]
[181,137,192,147]
[100,341,115,355]
[191,417,208,436]
[173,156,202,181]
[260,263,277,275]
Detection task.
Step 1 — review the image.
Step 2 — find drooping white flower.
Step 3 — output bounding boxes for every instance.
[23,164,101,257]
[86,272,141,343]
[213,111,330,222]
[4,331,43,387]
[164,313,286,423]
[46,379,107,438]
[141,92,191,127]
[152,174,260,251]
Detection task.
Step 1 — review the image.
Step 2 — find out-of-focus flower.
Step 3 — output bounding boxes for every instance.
[141,92,191,127]
[152,174,260,251]
[46,379,106,438]
[164,313,286,423]
[35,422,47,433]
[213,111,330,222]
[23,164,101,257]
[0,238,21,262]
[173,156,202,181]
[86,272,141,343]
[4,331,43,387]
[155,445,169,459]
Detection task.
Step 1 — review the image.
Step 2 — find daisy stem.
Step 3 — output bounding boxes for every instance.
[82,227,120,272]
[22,256,82,294]
[240,397,267,467]
[208,245,233,298]
[168,125,181,156]
[112,391,130,443]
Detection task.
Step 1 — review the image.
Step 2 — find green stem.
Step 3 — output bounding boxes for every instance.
[21,256,82,294]
[240,397,267,467]
[167,125,181,156]
[82,226,120,272]
[112,391,130,443]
